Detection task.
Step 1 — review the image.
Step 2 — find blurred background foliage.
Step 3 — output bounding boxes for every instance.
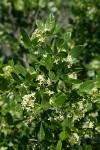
[69,0,100,79]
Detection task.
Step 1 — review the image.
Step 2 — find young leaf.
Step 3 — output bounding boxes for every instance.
[20,28,33,48]
[45,14,55,31]
[45,56,53,70]
[56,140,62,150]
[36,20,45,31]
[59,130,69,141]
[54,24,62,34]
[52,92,66,107]
[37,123,45,141]
[62,32,71,42]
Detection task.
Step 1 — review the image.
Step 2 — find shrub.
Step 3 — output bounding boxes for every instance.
[0,14,100,150]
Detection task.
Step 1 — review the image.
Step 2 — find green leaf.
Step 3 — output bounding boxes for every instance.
[45,56,53,70]
[41,101,51,111]
[20,28,33,48]
[37,123,45,141]
[68,79,82,84]
[56,38,64,48]
[56,140,62,150]
[61,118,72,130]
[11,72,22,84]
[25,72,32,82]
[52,92,66,107]
[69,45,83,58]
[59,130,69,141]
[14,64,27,76]
[0,76,9,91]
[45,14,55,31]
[36,20,45,31]
[62,32,71,42]
[49,71,55,79]
[54,24,62,34]
[78,80,95,94]
[13,0,24,11]
[44,44,52,53]
[57,51,68,58]
[5,113,13,125]
[27,54,38,63]
[84,145,92,150]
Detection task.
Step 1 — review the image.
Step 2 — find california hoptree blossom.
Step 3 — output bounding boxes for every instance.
[36,75,51,87]
[45,90,54,96]
[67,55,73,64]
[46,78,51,86]
[36,74,45,86]
[21,93,36,112]
[3,65,13,77]
[69,133,80,145]
[54,59,59,64]
[82,121,94,129]
[31,29,45,43]
[68,72,77,79]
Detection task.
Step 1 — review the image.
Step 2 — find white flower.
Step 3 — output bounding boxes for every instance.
[34,51,39,55]
[88,122,94,128]
[36,87,40,91]
[43,54,47,58]
[90,112,98,117]
[67,55,73,63]
[68,73,77,79]
[83,121,94,129]
[90,60,100,69]
[7,92,14,100]
[36,75,45,86]
[3,65,13,77]
[77,101,84,110]
[36,75,45,81]
[8,141,13,147]
[59,114,64,120]
[91,87,98,93]
[69,133,80,144]
[46,90,54,96]
[54,59,59,64]
[0,146,8,150]
[21,93,36,112]
[73,133,79,141]
[20,83,28,89]
[46,78,51,86]
[38,37,45,43]
[49,97,54,105]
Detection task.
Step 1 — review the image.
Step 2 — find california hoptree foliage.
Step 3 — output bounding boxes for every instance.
[0,14,100,149]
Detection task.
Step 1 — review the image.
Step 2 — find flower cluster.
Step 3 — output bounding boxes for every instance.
[21,93,36,112]
[82,121,94,129]
[66,99,87,122]
[31,29,45,43]
[68,72,77,79]
[36,75,51,86]
[69,133,80,145]
[67,54,76,65]
[3,65,13,77]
